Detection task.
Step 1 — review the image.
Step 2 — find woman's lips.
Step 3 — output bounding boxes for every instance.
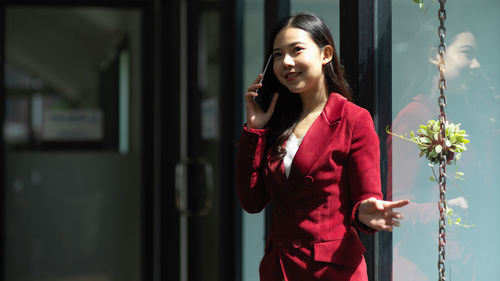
[285,72,300,81]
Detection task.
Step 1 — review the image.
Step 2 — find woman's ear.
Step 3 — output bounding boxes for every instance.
[321,45,334,65]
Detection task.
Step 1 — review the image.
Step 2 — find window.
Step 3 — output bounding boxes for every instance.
[391,0,500,279]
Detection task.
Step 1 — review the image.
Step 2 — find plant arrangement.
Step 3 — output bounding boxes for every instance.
[386,120,474,227]
[388,120,469,165]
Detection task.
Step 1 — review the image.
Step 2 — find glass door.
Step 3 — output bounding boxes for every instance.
[176,1,227,281]
[2,6,143,281]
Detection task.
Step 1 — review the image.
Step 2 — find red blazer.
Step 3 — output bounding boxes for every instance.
[236,93,383,281]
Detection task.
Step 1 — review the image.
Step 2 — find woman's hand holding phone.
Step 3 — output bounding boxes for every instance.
[245,73,279,129]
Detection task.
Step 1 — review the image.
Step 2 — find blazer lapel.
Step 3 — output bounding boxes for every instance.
[278,93,347,202]
[268,153,286,187]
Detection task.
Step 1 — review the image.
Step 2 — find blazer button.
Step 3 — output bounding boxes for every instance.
[292,239,302,249]
[294,209,305,219]
[304,176,314,185]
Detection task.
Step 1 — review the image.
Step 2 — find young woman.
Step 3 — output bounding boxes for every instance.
[236,13,409,281]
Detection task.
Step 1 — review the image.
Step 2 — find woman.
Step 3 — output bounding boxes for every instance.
[236,13,409,281]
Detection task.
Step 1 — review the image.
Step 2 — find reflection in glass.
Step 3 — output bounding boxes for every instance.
[4,7,135,151]
[3,7,142,281]
[391,0,500,280]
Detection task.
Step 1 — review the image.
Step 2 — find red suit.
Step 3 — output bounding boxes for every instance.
[236,93,383,281]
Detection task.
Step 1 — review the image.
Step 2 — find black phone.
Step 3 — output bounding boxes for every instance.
[254,55,274,111]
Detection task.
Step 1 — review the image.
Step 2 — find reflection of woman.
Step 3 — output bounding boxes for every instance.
[389,31,482,280]
[236,13,408,281]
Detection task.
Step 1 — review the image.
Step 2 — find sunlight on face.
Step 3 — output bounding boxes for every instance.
[445,32,480,92]
[272,27,326,96]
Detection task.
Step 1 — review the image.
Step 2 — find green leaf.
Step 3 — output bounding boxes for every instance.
[430,175,436,182]
[435,145,442,153]
[420,137,431,143]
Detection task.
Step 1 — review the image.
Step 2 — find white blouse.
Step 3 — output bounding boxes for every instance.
[284,133,303,178]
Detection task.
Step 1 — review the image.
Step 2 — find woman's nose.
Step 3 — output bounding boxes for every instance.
[283,54,294,67]
[470,58,480,69]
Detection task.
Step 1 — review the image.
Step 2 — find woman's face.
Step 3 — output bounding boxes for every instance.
[272,27,330,96]
[445,32,480,93]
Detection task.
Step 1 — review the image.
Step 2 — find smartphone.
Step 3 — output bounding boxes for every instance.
[254,54,274,111]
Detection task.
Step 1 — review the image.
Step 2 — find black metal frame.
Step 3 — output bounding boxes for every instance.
[229,0,245,278]
[373,1,393,280]
[340,1,392,280]
[143,0,180,280]
[221,0,244,280]
[0,5,5,281]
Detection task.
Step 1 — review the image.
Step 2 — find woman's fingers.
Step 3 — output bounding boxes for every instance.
[253,73,263,84]
[246,83,262,95]
[388,211,404,228]
[392,212,404,220]
[378,224,393,232]
[244,73,277,130]
[245,91,258,101]
[385,199,410,209]
[246,74,263,96]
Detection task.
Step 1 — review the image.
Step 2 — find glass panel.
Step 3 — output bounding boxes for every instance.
[3,7,142,281]
[4,7,137,151]
[242,1,265,281]
[391,1,500,280]
[291,0,340,53]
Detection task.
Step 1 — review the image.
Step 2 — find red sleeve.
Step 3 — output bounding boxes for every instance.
[236,125,271,213]
[347,109,384,233]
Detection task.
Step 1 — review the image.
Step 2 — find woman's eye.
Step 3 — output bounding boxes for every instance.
[273,53,282,59]
[293,46,304,52]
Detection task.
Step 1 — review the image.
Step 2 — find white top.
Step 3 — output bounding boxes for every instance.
[284,133,303,178]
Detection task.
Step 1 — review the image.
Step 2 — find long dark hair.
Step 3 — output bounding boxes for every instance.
[263,12,352,159]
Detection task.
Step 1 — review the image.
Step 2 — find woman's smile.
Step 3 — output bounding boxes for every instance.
[285,71,301,81]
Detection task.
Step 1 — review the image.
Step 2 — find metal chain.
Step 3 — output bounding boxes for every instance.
[437,0,448,280]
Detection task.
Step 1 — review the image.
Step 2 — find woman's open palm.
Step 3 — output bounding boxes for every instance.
[245,73,279,129]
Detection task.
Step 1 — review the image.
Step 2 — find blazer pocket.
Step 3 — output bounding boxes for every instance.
[313,237,365,267]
